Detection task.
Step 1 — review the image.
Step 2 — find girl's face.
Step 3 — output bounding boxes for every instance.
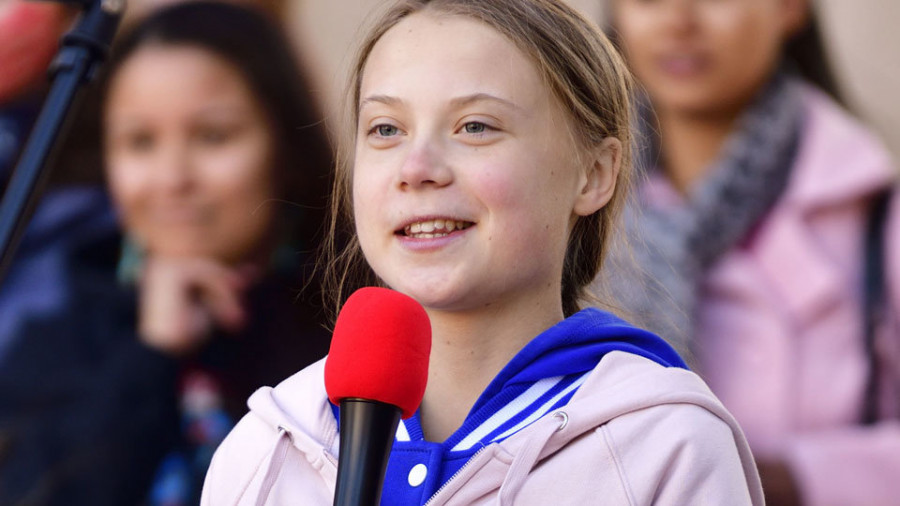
[353,12,597,314]
[105,45,276,264]
[613,0,803,116]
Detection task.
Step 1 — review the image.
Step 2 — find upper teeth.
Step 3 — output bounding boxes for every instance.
[405,219,470,236]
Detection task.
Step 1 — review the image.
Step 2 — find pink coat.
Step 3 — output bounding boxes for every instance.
[201,353,763,505]
[692,86,900,505]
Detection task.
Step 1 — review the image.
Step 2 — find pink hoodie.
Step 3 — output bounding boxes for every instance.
[201,352,763,505]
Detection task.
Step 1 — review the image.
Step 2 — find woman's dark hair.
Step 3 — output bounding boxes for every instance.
[104,1,332,262]
[785,8,843,104]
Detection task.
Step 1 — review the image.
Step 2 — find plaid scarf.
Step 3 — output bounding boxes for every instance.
[601,72,805,363]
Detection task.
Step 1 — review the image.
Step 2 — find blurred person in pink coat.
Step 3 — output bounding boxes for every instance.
[604,0,900,505]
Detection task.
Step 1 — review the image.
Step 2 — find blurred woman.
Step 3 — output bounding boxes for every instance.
[605,1,899,504]
[0,2,332,504]
[102,2,333,503]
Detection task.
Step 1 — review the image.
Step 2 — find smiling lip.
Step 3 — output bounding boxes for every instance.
[394,217,475,242]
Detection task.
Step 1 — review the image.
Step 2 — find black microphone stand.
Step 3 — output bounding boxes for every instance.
[0,0,126,284]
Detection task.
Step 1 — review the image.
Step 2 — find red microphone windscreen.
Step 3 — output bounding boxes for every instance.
[325,287,431,419]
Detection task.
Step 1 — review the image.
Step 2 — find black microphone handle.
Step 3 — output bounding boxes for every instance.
[334,399,402,506]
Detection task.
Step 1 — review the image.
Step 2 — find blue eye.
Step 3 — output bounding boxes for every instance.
[463,122,486,134]
[374,124,399,136]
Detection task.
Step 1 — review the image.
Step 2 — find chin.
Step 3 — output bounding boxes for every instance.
[385,281,464,312]
[652,85,750,117]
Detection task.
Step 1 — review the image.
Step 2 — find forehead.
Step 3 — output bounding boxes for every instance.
[359,12,548,109]
[117,46,248,95]
[108,45,259,116]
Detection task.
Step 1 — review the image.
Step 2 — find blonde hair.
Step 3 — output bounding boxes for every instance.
[321,0,635,321]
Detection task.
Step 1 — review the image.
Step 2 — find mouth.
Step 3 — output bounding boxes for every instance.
[656,53,710,77]
[397,218,474,239]
[151,208,208,225]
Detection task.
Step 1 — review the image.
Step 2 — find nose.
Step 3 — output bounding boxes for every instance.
[397,139,453,190]
[662,0,699,35]
[154,139,193,193]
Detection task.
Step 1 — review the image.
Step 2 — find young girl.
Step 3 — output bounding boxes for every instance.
[202,1,763,504]
[607,1,900,504]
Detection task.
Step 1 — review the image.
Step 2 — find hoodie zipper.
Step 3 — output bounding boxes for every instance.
[423,446,488,506]
[423,411,567,505]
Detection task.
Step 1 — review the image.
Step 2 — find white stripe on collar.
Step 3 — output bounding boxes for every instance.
[396,419,411,442]
[490,371,590,443]
[451,375,565,452]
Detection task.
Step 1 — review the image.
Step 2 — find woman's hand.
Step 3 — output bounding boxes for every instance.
[138,257,256,357]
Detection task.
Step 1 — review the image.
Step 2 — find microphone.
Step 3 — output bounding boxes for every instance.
[325,287,431,506]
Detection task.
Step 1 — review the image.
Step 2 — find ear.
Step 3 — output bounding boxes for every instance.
[573,137,621,217]
[780,0,810,38]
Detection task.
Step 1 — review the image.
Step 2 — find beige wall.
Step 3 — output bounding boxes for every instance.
[816,0,900,158]
[290,0,900,160]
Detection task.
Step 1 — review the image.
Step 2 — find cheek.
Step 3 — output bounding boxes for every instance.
[106,160,149,218]
[205,137,275,205]
[475,160,568,254]
[475,147,569,212]
[206,169,271,226]
[203,166,276,261]
[469,147,548,205]
[351,172,382,254]
[350,150,393,223]
[616,7,657,60]
[708,7,783,81]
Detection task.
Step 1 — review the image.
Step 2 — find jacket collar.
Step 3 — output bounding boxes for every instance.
[785,84,895,209]
[748,85,896,322]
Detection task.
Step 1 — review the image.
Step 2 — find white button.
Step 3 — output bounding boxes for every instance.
[408,463,427,487]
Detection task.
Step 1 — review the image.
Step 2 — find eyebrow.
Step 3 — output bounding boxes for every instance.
[109,104,250,123]
[359,93,523,112]
[359,94,403,110]
[449,93,522,111]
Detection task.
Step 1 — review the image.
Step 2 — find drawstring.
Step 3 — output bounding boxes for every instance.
[255,426,293,506]
[497,411,568,505]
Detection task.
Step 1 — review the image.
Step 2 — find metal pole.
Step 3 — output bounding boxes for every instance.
[0,0,126,283]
